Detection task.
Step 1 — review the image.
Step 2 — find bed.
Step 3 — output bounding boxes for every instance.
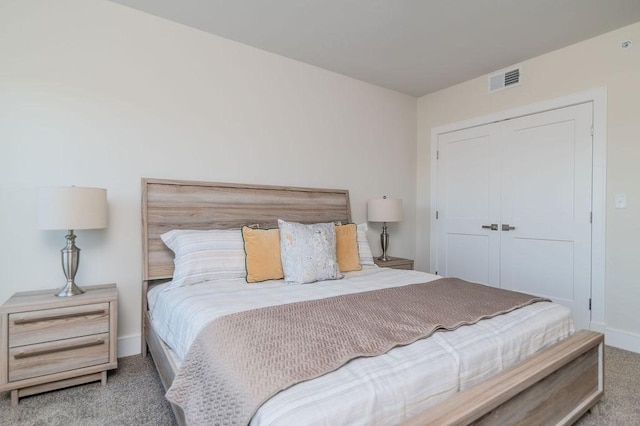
[140,178,604,426]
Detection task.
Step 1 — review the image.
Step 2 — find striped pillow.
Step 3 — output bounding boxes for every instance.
[161,229,246,290]
[357,223,375,265]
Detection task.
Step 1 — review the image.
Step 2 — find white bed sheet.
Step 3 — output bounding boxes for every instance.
[148,266,574,425]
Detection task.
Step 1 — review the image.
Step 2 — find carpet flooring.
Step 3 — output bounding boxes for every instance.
[1,345,638,425]
[575,346,640,425]
[0,355,176,426]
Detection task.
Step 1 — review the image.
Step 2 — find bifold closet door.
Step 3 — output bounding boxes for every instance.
[436,103,593,329]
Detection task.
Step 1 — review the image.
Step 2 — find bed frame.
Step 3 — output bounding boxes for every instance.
[141,178,603,426]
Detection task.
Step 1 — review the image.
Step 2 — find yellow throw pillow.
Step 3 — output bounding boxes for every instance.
[335,223,362,272]
[241,227,284,283]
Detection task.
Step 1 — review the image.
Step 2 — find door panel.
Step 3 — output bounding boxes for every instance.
[446,135,491,219]
[445,234,490,284]
[509,121,575,226]
[511,239,575,301]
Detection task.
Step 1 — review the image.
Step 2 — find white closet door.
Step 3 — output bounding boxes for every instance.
[436,124,501,287]
[500,103,593,329]
[435,102,593,329]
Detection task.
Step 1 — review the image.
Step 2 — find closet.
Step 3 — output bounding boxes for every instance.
[435,102,593,329]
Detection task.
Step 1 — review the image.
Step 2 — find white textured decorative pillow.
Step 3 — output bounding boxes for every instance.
[278,219,342,284]
[161,229,246,290]
[357,223,375,265]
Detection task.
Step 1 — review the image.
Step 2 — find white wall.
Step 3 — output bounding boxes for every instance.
[417,22,640,352]
[0,0,417,356]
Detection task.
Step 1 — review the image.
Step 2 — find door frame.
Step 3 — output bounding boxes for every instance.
[429,87,607,331]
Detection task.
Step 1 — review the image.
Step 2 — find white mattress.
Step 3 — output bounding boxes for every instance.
[148,266,574,425]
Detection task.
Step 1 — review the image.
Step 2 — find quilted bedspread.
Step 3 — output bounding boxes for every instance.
[165,278,549,425]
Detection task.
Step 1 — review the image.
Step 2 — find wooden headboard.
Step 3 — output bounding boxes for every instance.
[141,178,352,282]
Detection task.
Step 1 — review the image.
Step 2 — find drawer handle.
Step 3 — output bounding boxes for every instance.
[13,309,107,325]
[13,338,106,360]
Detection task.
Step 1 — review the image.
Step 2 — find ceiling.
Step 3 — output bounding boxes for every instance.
[109,0,640,97]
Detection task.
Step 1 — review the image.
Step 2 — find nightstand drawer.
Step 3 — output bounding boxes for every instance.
[9,302,109,347]
[9,332,110,381]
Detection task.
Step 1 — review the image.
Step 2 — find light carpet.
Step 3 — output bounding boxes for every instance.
[0,355,176,426]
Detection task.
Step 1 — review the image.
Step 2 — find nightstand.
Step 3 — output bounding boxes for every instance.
[0,283,118,406]
[373,257,414,270]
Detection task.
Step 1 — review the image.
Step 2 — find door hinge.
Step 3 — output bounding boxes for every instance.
[589,298,592,310]
[590,125,594,136]
[590,212,592,223]
[436,211,439,219]
[436,150,439,160]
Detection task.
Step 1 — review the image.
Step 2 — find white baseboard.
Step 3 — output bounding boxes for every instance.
[602,327,640,354]
[591,322,640,353]
[118,334,142,358]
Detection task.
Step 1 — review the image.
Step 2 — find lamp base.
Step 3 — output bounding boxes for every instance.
[57,230,85,297]
[56,281,85,297]
[379,222,392,262]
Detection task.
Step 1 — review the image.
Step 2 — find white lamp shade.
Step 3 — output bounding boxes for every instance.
[367,197,403,222]
[37,187,108,230]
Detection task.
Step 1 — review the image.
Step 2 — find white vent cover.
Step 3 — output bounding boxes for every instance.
[489,66,521,93]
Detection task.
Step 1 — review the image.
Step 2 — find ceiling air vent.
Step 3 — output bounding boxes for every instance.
[488,66,521,93]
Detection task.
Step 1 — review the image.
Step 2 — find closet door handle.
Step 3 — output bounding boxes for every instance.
[502,224,516,231]
[482,224,498,231]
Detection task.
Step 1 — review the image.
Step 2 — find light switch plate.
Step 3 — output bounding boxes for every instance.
[615,193,627,209]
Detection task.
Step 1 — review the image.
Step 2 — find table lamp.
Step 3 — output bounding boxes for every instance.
[367,196,402,261]
[37,187,107,297]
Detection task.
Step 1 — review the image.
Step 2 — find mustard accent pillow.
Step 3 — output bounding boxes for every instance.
[335,223,362,272]
[242,227,284,283]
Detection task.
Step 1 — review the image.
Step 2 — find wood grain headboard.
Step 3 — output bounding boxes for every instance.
[141,178,351,282]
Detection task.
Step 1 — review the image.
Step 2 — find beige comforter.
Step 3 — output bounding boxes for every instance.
[166,278,548,425]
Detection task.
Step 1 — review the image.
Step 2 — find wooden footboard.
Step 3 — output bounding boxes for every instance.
[403,330,604,426]
[146,316,602,426]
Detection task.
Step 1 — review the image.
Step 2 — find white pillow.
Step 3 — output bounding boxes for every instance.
[278,219,342,284]
[161,229,246,290]
[357,223,375,265]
